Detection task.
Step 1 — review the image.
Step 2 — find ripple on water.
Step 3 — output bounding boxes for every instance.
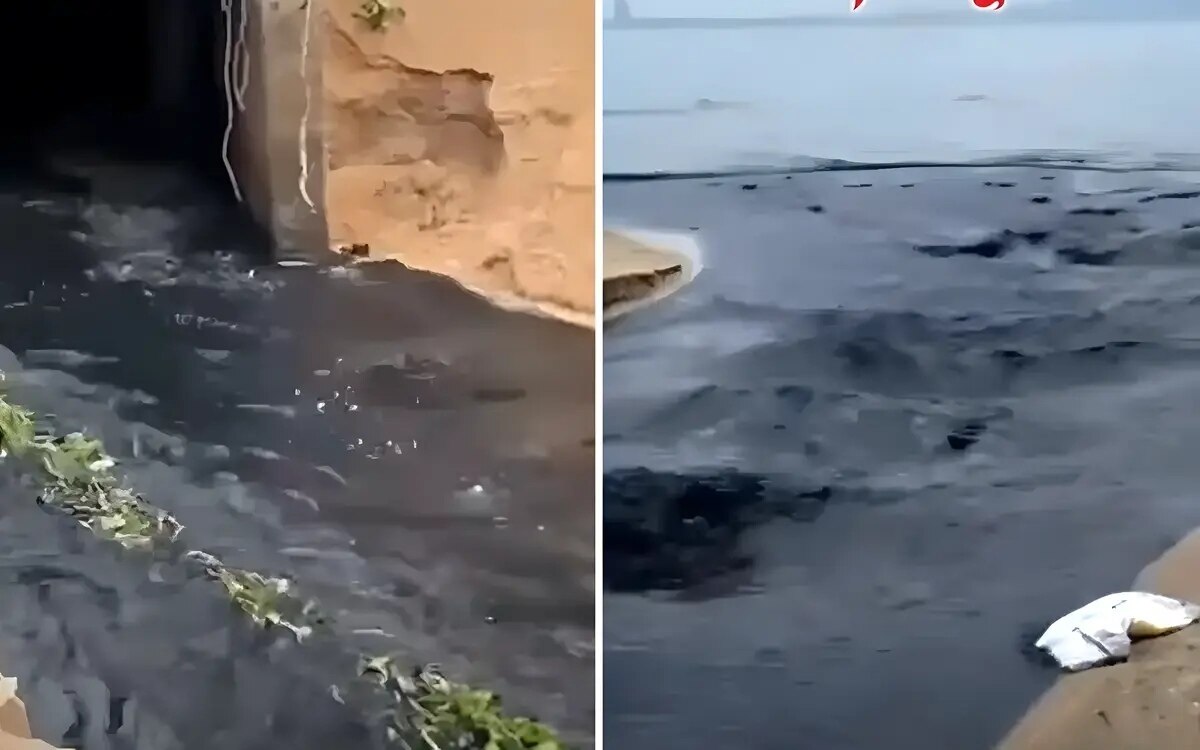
[0,169,595,748]
[604,164,1200,750]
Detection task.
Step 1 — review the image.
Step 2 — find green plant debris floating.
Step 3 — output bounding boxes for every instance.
[0,385,566,750]
[356,0,404,30]
[361,657,564,750]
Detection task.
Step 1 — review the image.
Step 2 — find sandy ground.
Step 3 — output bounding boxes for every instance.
[602,229,699,320]
[321,0,594,327]
[0,678,58,750]
[998,528,1200,750]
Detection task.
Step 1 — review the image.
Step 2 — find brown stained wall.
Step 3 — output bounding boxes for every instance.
[320,0,595,326]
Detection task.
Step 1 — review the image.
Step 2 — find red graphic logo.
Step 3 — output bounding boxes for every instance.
[853,0,1005,9]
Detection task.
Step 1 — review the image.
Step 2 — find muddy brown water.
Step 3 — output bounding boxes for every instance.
[0,161,594,749]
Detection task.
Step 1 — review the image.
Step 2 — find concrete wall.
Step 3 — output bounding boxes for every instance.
[321,0,595,325]
[229,0,330,260]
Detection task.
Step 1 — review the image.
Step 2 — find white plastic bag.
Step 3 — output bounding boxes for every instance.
[1036,592,1200,671]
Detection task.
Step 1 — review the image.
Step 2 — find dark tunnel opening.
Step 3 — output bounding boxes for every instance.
[0,0,230,191]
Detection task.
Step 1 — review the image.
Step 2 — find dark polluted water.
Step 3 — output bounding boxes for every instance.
[604,163,1200,750]
[0,160,594,749]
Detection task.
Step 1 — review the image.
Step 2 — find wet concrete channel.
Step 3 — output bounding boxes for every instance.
[0,163,594,749]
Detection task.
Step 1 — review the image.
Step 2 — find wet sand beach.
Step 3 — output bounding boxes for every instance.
[999,527,1200,750]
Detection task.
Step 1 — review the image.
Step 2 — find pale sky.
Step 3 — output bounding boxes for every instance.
[604,0,1066,19]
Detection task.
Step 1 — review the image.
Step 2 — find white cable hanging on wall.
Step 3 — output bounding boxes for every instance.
[221,0,315,213]
[220,0,245,203]
[234,0,250,110]
[298,0,316,212]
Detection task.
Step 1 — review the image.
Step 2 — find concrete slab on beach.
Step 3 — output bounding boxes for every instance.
[602,229,699,320]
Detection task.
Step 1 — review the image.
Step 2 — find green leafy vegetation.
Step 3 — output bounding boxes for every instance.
[185,550,321,641]
[361,657,564,750]
[356,0,404,30]
[0,383,567,749]
[0,395,34,457]
[0,400,181,549]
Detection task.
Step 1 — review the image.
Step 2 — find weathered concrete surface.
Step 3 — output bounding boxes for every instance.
[602,229,700,321]
[230,0,330,259]
[225,0,595,326]
[321,0,595,326]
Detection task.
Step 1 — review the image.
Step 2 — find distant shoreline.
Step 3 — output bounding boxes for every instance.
[604,12,1196,30]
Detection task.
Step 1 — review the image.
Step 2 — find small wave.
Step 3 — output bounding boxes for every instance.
[23,349,119,368]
